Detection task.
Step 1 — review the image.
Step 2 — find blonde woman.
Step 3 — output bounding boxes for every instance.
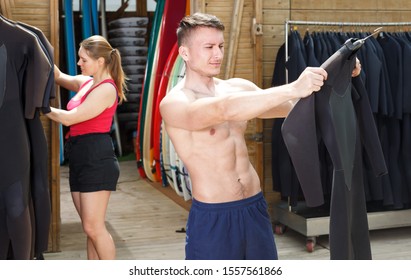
[46,35,127,260]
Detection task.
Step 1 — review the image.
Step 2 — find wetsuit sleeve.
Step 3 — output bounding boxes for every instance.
[352,75,388,177]
[24,30,52,119]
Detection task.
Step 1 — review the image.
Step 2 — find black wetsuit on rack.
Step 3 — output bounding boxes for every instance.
[0,16,51,259]
[16,20,55,260]
[282,38,388,259]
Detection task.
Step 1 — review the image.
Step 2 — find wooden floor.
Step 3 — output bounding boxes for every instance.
[44,160,411,260]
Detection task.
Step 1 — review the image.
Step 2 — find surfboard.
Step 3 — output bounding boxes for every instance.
[160,110,180,194]
[168,140,184,197]
[161,60,177,190]
[177,154,192,201]
[153,42,178,186]
[170,60,191,201]
[177,58,192,199]
[90,0,99,35]
[61,0,79,164]
[161,55,187,196]
[162,55,185,198]
[81,0,92,39]
[153,43,179,186]
[136,0,165,179]
[154,0,190,183]
[63,0,77,98]
[143,0,187,182]
[159,121,171,188]
[156,0,190,183]
[141,22,162,181]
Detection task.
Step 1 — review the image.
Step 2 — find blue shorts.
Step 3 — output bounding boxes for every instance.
[185,192,278,260]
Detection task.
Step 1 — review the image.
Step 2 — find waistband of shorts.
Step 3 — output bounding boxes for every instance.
[68,132,110,141]
[191,191,264,211]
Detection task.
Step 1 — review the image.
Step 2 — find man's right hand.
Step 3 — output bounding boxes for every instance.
[291,67,328,98]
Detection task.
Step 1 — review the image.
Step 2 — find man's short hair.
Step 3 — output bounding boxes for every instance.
[177,12,225,46]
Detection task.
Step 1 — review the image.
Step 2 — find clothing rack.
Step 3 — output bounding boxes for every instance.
[284,20,411,83]
[273,20,411,252]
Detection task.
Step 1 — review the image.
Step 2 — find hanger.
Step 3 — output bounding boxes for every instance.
[346,27,383,51]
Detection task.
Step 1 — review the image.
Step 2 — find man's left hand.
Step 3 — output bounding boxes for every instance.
[352,58,361,77]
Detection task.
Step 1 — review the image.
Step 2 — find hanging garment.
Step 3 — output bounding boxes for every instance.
[282,38,388,259]
[15,20,55,260]
[270,41,303,206]
[271,31,310,206]
[17,21,55,113]
[396,33,411,203]
[0,16,52,259]
[377,33,405,209]
[358,35,394,206]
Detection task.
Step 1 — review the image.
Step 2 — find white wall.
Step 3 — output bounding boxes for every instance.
[146,0,156,11]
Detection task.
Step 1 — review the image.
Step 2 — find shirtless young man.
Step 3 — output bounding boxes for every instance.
[160,13,352,260]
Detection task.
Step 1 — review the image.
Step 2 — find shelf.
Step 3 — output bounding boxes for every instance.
[273,201,411,238]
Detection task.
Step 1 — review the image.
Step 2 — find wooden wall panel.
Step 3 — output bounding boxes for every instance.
[48,0,61,255]
[264,0,289,10]
[291,0,379,10]
[202,0,255,81]
[261,2,289,90]
[190,0,256,82]
[290,10,411,25]
[11,0,51,34]
[291,0,411,10]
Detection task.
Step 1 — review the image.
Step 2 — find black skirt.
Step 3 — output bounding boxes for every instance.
[66,133,119,192]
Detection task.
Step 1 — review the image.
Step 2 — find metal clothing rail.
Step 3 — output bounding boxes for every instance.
[285,19,411,28]
[274,20,411,252]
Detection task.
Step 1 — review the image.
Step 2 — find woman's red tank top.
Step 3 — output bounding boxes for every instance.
[67,79,118,137]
